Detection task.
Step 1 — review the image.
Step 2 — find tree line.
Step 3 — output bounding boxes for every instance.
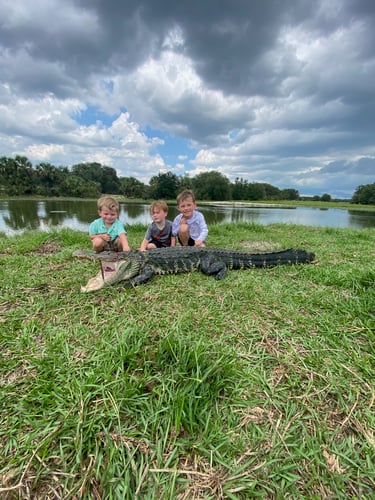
[0,155,374,204]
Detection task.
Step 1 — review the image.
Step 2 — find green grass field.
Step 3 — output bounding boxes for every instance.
[1,223,374,498]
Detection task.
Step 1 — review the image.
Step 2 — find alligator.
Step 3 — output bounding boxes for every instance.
[73,246,315,292]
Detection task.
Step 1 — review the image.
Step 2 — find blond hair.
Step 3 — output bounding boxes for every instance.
[97,196,120,213]
[176,189,196,205]
[150,200,168,214]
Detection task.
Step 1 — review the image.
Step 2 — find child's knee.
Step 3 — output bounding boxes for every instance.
[179,222,189,236]
[92,237,104,252]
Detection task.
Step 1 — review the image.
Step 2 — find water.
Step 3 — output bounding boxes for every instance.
[0,199,374,235]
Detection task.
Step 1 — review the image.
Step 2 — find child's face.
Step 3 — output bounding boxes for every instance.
[177,196,196,219]
[151,208,167,223]
[98,207,118,225]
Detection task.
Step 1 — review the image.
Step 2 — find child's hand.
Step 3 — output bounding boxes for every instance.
[195,240,205,247]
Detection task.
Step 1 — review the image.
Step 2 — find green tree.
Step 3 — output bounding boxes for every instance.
[71,162,120,194]
[0,155,36,195]
[192,171,231,201]
[101,166,121,193]
[178,175,193,192]
[257,183,281,200]
[280,188,300,201]
[232,178,248,200]
[35,163,69,196]
[320,193,331,202]
[149,172,180,199]
[351,183,375,205]
[246,183,266,200]
[120,176,147,198]
[59,175,100,198]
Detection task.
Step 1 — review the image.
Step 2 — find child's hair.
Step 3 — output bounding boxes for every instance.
[176,189,196,205]
[150,201,168,214]
[97,196,120,213]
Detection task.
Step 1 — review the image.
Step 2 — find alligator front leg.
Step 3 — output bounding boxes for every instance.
[123,264,156,288]
[200,255,228,280]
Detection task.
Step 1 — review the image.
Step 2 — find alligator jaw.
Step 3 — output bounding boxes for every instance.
[80,257,142,292]
[81,270,105,292]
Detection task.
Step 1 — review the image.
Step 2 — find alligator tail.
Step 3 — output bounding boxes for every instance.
[245,248,315,267]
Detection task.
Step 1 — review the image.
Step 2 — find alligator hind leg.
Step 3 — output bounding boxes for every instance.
[123,265,155,288]
[200,256,228,280]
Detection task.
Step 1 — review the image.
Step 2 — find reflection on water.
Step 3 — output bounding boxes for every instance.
[347,210,375,229]
[0,199,374,234]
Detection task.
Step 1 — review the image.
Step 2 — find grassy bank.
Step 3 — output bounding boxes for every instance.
[1,223,374,498]
[202,200,375,211]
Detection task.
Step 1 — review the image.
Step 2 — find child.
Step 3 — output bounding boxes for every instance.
[140,200,174,251]
[89,196,130,252]
[172,190,208,247]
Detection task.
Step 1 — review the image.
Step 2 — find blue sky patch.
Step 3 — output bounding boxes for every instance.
[73,105,121,127]
[144,126,197,169]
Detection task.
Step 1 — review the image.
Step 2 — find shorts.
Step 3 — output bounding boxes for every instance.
[178,236,196,246]
[102,237,122,252]
[149,238,171,248]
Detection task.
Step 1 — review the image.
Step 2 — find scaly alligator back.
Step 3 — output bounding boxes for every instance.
[133,246,314,272]
[74,246,315,292]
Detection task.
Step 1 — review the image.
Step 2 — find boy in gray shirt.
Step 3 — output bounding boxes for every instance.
[140,201,173,250]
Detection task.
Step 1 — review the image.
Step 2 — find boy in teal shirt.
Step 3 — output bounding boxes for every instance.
[89,196,130,252]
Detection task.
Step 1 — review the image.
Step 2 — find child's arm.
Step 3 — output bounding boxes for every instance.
[195,212,208,247]
[195,213,208,246]
[139,238,149,251]
[90,233,111,241]
[119,233,131,251]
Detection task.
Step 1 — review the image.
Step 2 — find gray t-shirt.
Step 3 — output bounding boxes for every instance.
[144,220,173,247]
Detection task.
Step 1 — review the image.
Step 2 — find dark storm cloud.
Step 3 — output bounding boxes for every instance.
[322,158,375,176]
[73,0,315,96]
[76,0,375,98]
[2,0,374,103]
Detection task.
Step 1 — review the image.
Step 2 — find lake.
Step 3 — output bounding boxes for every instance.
[1,199,374,235]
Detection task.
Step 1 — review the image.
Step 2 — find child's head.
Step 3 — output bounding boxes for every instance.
[176,190,197,218]
[97,196,120,224]
[150,200,168,216]
[150,201,168,222]
[97,196,120,214]
[176,190,196,207]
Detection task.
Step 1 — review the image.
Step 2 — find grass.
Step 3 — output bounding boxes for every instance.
[0,222,374,498]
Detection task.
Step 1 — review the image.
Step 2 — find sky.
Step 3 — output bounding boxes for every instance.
[1,0,374,198]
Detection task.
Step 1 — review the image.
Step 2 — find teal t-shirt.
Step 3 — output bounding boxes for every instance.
[89,218,126,240]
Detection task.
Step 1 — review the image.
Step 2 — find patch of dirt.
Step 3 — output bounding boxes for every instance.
[1,360,37,386]
[35,240,61,254]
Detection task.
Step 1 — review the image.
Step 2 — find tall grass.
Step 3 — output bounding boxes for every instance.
[0,223,374,498]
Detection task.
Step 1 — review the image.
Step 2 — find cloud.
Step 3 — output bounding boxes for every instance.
[0,0,374,198]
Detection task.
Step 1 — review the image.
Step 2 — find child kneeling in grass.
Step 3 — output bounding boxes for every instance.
[172,190,208,247]
[89,196,130,252]
[140,200,174,250]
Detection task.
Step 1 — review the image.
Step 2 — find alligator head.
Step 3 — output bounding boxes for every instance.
[81,254,142,292]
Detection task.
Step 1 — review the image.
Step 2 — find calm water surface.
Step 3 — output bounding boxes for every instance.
[0,199,374,235]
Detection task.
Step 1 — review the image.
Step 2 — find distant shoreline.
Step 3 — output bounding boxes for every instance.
[202,201,296,209]
[1,194,374,212]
